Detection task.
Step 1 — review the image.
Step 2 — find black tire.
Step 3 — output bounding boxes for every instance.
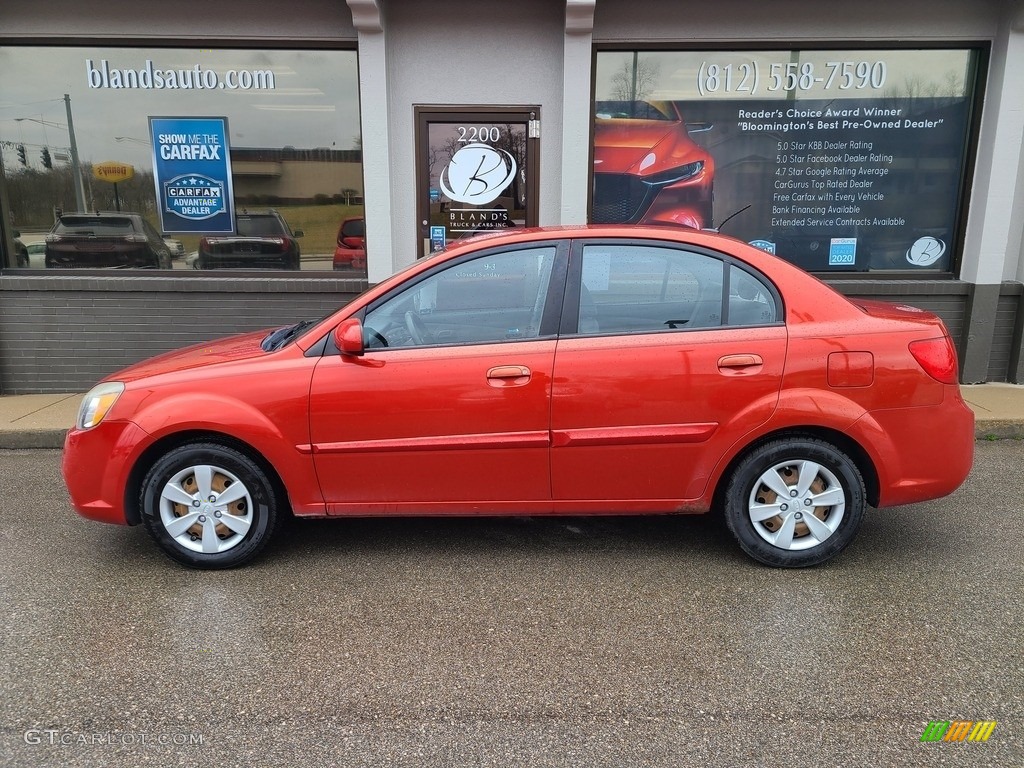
[139,442,279,569]
[723,438,865,567]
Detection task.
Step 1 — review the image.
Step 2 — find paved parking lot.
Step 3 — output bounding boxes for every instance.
[1,444,1021,767]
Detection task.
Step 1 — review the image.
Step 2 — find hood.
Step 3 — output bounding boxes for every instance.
[107,329,272,383]
[593,119,702,175]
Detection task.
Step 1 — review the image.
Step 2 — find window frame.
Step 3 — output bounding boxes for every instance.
[0,38,361,276]
[589,42,991,280]
[560,237,784,337]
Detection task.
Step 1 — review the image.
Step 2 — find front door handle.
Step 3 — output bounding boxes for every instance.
[718,354,764,373]
[486,365,532,387]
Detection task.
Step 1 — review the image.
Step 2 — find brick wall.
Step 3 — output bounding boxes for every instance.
[1,275,1019,392]
[0,275,365,393]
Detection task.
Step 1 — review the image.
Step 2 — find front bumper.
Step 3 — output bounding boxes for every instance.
[62,420,152,525]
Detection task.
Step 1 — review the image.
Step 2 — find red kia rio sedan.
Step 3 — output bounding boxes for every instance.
[62,226,974,569]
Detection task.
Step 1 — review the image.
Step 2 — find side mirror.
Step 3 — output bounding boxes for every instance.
[333,317,365,356]
[293,229,304,238]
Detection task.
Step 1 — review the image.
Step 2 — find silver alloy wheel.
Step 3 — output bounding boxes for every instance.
[157,464,253,554]
[747,459,846,551]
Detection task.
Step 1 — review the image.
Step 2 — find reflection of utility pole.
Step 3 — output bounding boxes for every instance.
[630,51,639,101]
[64,93,86,211]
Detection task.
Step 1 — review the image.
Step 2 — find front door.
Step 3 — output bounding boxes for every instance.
[308,242,564,513]
[416,107,539,258]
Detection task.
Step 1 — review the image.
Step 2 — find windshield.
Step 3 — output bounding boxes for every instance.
[594,100,676,120]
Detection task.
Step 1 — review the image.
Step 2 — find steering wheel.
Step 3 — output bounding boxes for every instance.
[366,327,389,348]
[404,311,434,345]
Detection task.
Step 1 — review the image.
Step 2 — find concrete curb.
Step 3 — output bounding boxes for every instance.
[0,430,68,449]
[973,421,1024,441]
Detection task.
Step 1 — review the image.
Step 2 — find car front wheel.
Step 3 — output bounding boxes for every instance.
[723,438,865,567]
[139,442,279,569]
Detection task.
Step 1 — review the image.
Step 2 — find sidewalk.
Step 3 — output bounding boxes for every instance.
[0,385,1020,450]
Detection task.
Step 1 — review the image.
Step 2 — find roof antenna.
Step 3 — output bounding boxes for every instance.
[706,204,751,234]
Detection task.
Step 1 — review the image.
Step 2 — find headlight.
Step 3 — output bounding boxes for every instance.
[77,382,125,430]
[641,160,704,187]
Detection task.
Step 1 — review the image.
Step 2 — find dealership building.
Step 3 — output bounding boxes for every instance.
[1,0,1022,392]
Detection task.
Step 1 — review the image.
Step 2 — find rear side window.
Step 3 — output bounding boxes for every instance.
[578,244,724,333]
[728,265,778,326]
[577,244,779,334]
[341,219,365,238]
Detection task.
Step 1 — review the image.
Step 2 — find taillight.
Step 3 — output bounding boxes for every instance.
[909,336,958,384]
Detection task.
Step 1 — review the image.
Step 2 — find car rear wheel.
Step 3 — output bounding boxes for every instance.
[723,438,865,567]
[139,442,279,569]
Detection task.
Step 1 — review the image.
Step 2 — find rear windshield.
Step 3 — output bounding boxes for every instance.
[237,216,287,236]
[341,219,365,237]
[54,216,135,235]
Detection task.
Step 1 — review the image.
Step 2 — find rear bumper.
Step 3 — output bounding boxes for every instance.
[855,387,975,508]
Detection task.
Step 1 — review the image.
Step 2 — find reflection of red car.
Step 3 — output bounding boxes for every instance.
[333,217,366,271]
[62,225,972,570]
[592,100,714,229]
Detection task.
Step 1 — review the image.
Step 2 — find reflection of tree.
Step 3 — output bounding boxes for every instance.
[493,124,527,208]
[610,55,660,101]
[882,72,965,114]
[6,164,157,228]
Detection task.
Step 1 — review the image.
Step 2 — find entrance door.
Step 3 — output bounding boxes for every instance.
[416,107,539,258]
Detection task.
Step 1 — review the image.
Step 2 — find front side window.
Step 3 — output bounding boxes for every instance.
[365,247,556,348]
[0,46,362,273]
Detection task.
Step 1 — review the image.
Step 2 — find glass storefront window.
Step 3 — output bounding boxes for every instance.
[593,48,983,275]
[0,46,363,273]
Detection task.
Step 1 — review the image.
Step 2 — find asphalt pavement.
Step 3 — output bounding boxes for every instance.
[0,384,1021,449]
[0,443,1021,766]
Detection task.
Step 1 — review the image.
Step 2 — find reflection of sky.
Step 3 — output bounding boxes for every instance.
[0,46,360,171]
[596,49,975,102]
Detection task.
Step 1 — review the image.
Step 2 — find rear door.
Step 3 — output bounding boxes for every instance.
[550,239,787,504]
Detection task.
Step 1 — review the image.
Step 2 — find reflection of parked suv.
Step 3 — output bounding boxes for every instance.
[45,212,172,269]
[333,217,366,271]
[592,100,714,229]
[197,210,303,270]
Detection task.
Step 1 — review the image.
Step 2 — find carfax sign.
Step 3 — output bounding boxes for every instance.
[149,116,235,234]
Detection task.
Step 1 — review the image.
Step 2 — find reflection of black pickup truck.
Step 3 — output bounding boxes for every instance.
[45,212,172,269]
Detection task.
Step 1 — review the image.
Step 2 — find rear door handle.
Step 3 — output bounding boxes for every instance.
[718,354,764,373]
[487,365,532,387]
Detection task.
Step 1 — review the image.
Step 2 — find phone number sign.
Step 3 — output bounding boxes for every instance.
[149,116,235,234]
